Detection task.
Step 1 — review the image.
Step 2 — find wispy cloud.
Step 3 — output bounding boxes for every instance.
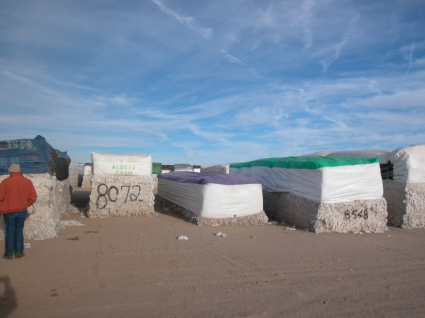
[150,0,213,39]
[300,0,315,49]
[221,49,247,66]
[320,13,360,72]
[403,42,415,77]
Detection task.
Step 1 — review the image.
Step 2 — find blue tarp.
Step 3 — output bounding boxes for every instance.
[157,171,262,185]
[0,135,71,180]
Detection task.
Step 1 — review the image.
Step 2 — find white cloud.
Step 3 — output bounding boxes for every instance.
[151,0,213,39]
[221,49,247,66]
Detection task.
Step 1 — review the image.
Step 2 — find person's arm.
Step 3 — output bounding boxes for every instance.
[28,182,37,206]
[0,180,6,203]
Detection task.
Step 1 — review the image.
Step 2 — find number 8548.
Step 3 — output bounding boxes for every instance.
[344,209,368,220]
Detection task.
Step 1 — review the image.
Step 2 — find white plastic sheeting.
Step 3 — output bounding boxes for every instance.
[387,144,425,183]
[157,178,263,218]
[200,164,230,174]
[83,164,92,176]
[230,162,383,204]
[305,149,392,164]
[91,152,152,176]
[304,144,425,183]
[172,164,194,171]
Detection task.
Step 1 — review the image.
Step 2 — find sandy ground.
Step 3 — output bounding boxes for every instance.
[1,188,425,318]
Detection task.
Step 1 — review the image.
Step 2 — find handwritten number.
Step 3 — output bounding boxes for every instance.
[344,210,350,220]
[121,186,130,203]
[343,209,369,220]
[130,185,141,201]
[108,186,118,202]
[96,184,108,209]
[96,184,143,208]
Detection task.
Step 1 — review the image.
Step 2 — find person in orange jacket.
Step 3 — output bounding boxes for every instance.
[0,164,37,259]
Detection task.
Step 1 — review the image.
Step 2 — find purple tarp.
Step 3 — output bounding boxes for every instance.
[157,171,262,185]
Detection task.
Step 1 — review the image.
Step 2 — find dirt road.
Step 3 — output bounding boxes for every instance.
[1,189,424,317]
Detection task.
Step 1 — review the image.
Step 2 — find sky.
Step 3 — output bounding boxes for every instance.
[1,0,424,165]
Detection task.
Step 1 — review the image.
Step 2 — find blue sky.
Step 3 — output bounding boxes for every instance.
[1,0,424,165]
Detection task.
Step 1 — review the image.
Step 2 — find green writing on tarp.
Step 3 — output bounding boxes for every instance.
[111,164,136,175]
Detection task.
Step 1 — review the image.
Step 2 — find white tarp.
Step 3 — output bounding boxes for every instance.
[230,159,383,204]
[91,152,152,176]
[172,164,194,171]
[200,164,230,174]
[304,149,392,164]
[387,144,425,183]
[305,145,425,183]
[157,179,263,218]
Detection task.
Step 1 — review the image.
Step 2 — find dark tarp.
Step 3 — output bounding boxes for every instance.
[0,135,71,180]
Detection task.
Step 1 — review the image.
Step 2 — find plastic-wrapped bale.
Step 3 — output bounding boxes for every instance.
[381,145,425,228]
[171,164,193,172]
[0,135,71,180]
[0,173,72,240]
[87,153,155,218]
[230,156,387,233]
[68,162,85,188]
[156,171,268,226]
[81,164,92,188]
[305,146,425,228]
[200,164,230,174]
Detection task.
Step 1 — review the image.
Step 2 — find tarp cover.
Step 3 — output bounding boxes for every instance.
[152,162,162,174]
[158,171,262,185]
[230,156,383,203]
[157,176,263,218]
[386,144,425,183]
[304,149,392,164]
[303,145,425,183]
[0,135,70,180]
[200,164,230,174]
[91,152,152,176]
[172,164,193,171]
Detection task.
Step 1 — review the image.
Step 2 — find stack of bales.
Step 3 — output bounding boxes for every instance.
[200,163,230,174]
[156,171,268,226]
[87,153,156,218]
[308,145,425,228]
[383,145,425,228]
[230,156,387,233]
[0,135,72,240]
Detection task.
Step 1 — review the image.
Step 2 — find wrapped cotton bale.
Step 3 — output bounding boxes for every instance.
[91,152,152,175]
[0,174,72,240]
[0,135,71,180]
[87,153,155,218]
[382,145,425,228]
[305,146,425,228]
[230,156,387,233]
[200,164,230,174]
[68,162,85,188]
[156,171,268,226]
[171,164,193,172]
[263,192,387,233]
[87,175,155,218]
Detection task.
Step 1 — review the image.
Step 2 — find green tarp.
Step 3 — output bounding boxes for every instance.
[230,156,379,170]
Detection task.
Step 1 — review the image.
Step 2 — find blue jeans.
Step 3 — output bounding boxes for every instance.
[3,210,27,257]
